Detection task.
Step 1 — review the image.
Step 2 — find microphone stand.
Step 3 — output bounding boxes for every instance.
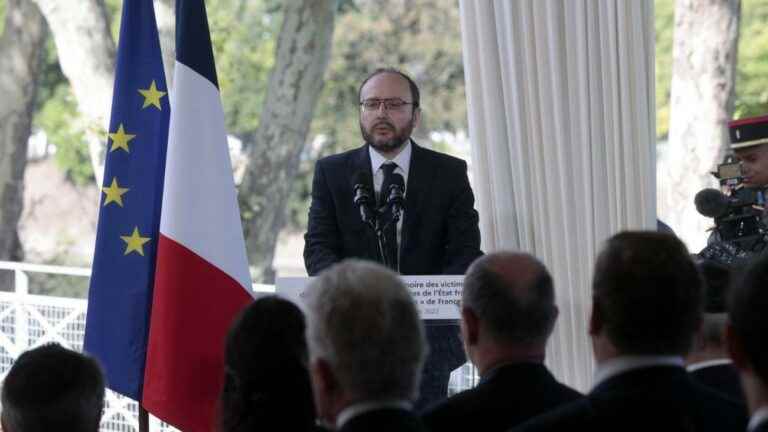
[354,181,404,272]
[375,202,403,272]
[374,218,391,270]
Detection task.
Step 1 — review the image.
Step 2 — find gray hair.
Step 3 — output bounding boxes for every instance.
[462,252,557,346]
[698,313,728,349]
[305,259,427,401]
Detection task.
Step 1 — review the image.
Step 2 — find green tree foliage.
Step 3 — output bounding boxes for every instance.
[28,0,467,230]
[209,0,278,135]
[287,0,468,229]
[33,39,93,185]
[0,0,5,34]
[735,0,768,117]
[656,0,768,138]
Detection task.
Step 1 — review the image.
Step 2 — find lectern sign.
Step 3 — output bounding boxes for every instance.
[275,275,463,320]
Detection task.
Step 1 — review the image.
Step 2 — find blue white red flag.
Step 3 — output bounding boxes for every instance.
[141,1,253,430]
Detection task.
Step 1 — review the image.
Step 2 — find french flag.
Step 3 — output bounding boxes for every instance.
[142,0,253,430]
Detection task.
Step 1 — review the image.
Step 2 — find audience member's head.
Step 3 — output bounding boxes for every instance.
[1,343,105,432]
[461,252,558,374]
[727,253,768,412]
[590,231,703,360]
[687,259,732,364]
[305,259,426,425]
[219,295,315,432]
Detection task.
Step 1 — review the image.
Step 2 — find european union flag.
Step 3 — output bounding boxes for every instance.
[84,0,169,401]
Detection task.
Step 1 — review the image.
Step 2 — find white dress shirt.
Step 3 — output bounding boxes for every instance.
[369,140,411,260]
[686,358,733,372]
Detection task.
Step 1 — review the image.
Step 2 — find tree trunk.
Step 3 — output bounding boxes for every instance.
[32,0,116,186]
[155,0,175,90]
[0,0,47,263]
[239,0,336,283]
[660,0,740,252]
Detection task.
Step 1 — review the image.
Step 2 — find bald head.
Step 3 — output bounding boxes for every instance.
[463,252,557,346]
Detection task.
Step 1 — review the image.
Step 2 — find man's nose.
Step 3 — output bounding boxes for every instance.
[375,104,390,117]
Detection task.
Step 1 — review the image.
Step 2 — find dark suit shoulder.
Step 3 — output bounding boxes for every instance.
[755,420,768,432]
[413,144,468,170]
[513,367,747,432]
[316,145,366,169]
[689,363,745,403]
[423,364,582,432]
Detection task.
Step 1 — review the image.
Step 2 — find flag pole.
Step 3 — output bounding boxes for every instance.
[139,406,150,432]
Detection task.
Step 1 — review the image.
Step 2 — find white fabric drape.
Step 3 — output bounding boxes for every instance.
[459,0,656,391]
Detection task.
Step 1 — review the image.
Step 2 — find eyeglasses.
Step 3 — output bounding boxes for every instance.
[360,98,414,112]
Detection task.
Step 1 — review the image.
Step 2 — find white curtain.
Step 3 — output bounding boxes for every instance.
[459,0,656,391]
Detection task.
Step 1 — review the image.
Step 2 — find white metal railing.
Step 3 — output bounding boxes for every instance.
[0,260,477,430]
[0,260,175,432]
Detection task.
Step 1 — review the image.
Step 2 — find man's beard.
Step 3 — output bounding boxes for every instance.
[360,118,415,152]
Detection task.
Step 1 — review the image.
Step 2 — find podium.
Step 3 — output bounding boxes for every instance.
[275,275,466,409]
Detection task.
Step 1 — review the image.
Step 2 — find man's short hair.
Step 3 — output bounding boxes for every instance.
[358,67,421,109]
[462,252,557,346]
[305,259,427,401]
[1,343,105,432]
[729,252,768,383]
[592,231,703,355]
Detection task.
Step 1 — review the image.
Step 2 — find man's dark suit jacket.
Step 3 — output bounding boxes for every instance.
[304,142,483,409]
[754,419,768,432]
[304,142,482,275]
[511,366,748,432]
[338,408,427,432]
[422,363,582,432]
[690,363,745,403]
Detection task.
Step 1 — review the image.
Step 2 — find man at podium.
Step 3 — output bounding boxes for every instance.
[304,68,483,410]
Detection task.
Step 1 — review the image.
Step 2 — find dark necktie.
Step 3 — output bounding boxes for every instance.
[379,162,399,271]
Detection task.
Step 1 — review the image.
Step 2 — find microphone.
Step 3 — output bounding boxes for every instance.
[386,173,406,214]
[352,172,374,225]
[695,188,729,218]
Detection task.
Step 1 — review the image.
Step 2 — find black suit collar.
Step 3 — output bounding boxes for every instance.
[340,407,424,432]
[349,144,375,197]
[480,362,551,385]
[592,365,689,395]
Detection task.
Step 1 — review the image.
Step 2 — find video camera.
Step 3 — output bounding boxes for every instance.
[696,155,767,265]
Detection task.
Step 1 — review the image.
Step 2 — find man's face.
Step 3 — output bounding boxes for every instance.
[735,144,768,187]
[359,73,420,154]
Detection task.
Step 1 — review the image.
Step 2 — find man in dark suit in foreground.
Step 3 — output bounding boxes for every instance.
[305,260,427,432]
[727,253,768,432]
[512,232,747,432]
[686,259,744,402]
[422,252,582,432]
[304,68,482,408]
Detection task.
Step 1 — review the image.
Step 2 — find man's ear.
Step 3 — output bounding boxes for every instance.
[1,412,10,432]
[310,358,339,425]
[412,107,421,128]
[725,322,751,372]
[589,300,602,337]
[461,307,480,346]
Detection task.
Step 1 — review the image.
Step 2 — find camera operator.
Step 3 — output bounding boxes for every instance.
[697,114,768,266]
